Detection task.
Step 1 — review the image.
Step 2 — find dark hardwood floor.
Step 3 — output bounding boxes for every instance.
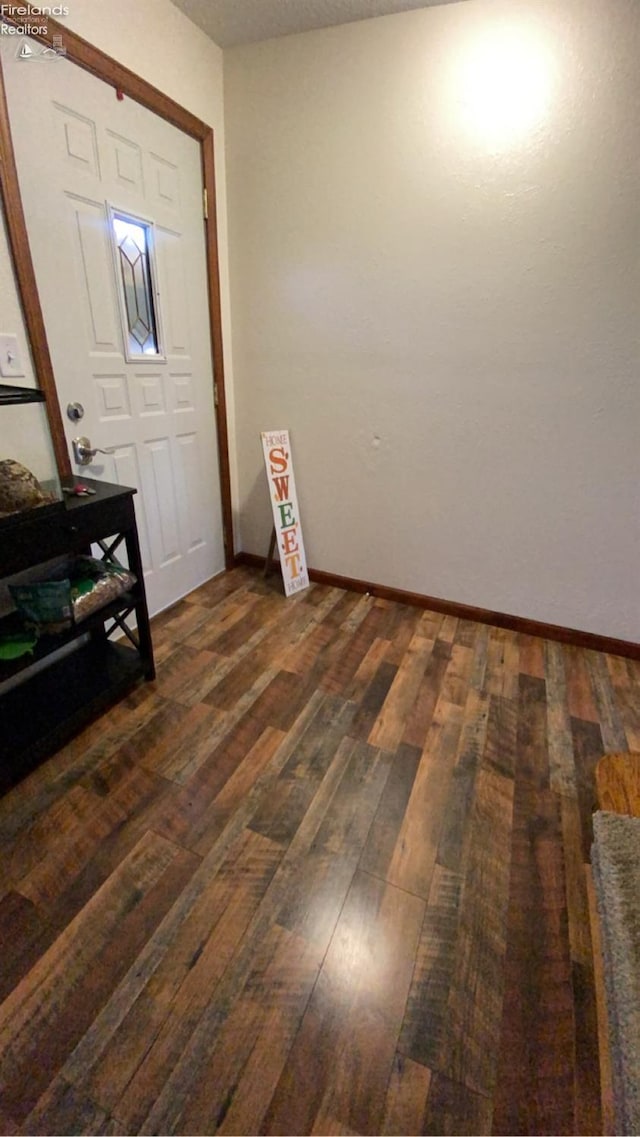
[0,565,632,1135]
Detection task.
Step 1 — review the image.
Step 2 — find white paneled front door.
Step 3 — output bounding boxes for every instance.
[2,40,225,614]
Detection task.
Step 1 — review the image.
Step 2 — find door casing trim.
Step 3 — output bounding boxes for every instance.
[0,8,235,566]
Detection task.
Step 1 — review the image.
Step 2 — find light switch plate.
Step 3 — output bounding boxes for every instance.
[0,333,25,378]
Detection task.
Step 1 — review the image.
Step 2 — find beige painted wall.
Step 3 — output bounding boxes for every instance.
[225,0,640,640]
[0,0,238,525]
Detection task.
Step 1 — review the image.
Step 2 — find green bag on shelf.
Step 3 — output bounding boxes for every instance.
[8,578,72,632]
[8,556,136,633]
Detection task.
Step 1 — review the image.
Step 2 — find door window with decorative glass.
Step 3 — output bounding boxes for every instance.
[109,208,164,361]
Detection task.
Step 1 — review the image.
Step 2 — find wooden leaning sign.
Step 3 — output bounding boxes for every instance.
[261,430,309,597]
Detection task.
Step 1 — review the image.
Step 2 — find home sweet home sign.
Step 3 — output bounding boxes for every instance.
[261,430,309,597]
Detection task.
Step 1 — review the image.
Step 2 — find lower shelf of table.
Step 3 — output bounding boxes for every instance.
[0,638,148,793]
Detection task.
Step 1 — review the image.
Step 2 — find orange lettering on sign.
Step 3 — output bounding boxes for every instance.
[281,527,299,555]
[284,552,302,578]
[269,447,288,474]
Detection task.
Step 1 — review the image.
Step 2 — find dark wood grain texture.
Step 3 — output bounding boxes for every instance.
[236,552,640,660]
[492,777,574,1134]
[381,1053,432,1136]
[398,864,462,1070]
[422,1071,493,1136]
[0,565,631,1134]
[263,871,424,1137]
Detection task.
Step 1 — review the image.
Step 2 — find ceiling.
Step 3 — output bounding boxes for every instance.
[169,0,465,49]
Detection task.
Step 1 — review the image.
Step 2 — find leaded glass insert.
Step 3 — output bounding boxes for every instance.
[112,214,161,357]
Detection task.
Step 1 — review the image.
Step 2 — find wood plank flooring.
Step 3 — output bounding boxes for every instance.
[0,565,633,1135]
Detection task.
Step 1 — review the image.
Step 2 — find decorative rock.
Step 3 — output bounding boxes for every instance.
[0,459,48,516]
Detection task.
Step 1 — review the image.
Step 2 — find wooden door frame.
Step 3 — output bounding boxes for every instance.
[0,9,235,567]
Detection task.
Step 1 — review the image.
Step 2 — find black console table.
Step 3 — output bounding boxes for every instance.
[0,477,155,792]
